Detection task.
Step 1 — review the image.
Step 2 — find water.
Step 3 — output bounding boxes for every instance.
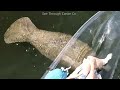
[0,11,97,79]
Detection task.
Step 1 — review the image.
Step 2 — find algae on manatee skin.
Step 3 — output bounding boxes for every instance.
[4,17,92,70]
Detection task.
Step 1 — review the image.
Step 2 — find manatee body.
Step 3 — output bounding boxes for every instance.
[4,17,92,69]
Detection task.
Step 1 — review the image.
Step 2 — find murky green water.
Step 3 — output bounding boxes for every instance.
[0,11,98,79]
[3,11,120,79]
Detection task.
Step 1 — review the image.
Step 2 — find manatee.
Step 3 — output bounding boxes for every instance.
[4,17,92,69]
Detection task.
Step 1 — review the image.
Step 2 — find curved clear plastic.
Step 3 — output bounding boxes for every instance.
[41,11,120,79]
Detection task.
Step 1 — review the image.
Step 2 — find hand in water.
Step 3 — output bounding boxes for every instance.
[86,57,97,79]
[67,56,102,79]
[67,57,96,79]
[67,53,112,79]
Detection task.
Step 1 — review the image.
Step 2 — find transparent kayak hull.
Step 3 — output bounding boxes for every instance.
[42,11,120,79]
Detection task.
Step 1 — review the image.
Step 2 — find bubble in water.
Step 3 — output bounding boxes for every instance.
[26,49,28,52]
[90,29,92,34]
[35,54,37,56]
[1,17,4,20]
[16,43,19,45]
[6,17,8,19]
[53,24,54,28]
[33,48,35,50]
[34,65,36,68]
[118,76,120,79]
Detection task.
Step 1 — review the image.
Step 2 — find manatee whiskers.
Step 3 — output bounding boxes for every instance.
[4,17,92,70]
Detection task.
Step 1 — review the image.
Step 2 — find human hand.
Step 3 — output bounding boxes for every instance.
[87,56,97,69]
